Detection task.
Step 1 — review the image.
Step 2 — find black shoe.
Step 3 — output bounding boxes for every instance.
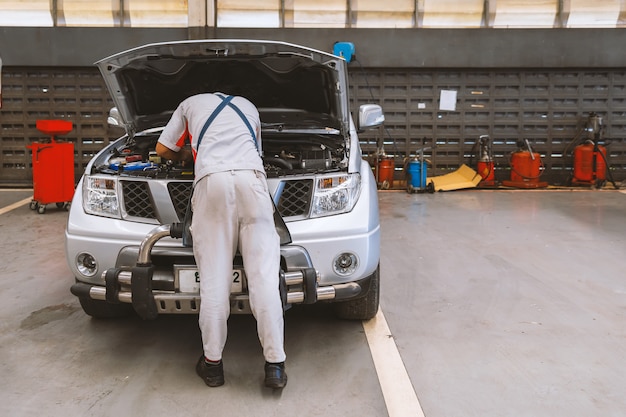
[196,356,224,387]
[264,362,287,389]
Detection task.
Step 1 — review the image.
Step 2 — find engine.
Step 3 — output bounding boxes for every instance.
[262,133,345,177]
[92,132,346,179]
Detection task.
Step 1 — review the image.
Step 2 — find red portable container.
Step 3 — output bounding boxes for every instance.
[509,151,541,182]
[502,150,548,188]
[27,120,75,213]
[477,160,495,182]
[572,143,606,183]
[376,156,395,189]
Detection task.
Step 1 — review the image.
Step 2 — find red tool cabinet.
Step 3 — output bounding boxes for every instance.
[27,120,75,214]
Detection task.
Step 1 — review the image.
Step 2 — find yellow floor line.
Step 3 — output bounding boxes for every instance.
[0,197,32,216]
[363,308,425,417]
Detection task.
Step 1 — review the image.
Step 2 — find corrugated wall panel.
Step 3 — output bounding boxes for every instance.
[351,68,626,185]
[1,66,625,186]
[0,67,117,185]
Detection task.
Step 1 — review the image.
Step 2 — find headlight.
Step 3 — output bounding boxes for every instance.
[311,173,361,218]
[83,175,121,218]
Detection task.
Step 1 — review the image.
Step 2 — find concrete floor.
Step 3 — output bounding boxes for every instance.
[0,188,625,416]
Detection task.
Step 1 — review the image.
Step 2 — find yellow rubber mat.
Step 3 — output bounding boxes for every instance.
[429,164,482,191]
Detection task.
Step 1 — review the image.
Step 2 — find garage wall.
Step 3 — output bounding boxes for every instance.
[2,65,625,186]
[0,67,116,184]
[353,68,626,184]
[2,27,626,186]
[4,27,626,69]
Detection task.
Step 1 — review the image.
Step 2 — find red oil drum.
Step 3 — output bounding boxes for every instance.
[510,151,542,182]
[26,119,75,213]
[377,157,395,189]
[477,161,495,181]
[573,143,606,182]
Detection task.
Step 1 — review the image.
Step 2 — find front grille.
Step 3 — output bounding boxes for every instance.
[121,181,156,219]
[119,179,311,222]
[278,179,313,217]
[167,182,193,221]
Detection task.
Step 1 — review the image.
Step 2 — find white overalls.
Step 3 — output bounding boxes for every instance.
[158,93,286,363]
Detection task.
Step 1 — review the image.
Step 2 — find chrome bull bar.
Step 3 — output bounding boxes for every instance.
[94,223,356,319]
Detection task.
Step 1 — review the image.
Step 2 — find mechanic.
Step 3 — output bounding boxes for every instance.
[156,92,287,389]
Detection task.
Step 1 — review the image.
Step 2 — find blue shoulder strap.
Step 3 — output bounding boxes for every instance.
[195,94,258,151]
[219,94,258,149]
[195,95,234,151]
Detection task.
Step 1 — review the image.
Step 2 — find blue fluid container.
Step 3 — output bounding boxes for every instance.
[407,160,427,189]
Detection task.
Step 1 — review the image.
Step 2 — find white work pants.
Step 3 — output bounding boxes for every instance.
[191,170,286,363]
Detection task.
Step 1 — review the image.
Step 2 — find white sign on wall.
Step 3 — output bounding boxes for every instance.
[439,89,457,111]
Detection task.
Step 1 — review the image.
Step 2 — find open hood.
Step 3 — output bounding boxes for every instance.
[95,39,350,138]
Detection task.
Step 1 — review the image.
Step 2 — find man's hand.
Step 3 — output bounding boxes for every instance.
[156,142,193,165]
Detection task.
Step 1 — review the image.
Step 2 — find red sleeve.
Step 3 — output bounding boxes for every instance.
[174,122,189,148]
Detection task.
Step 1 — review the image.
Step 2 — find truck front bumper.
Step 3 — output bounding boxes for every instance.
[70,223,370,320]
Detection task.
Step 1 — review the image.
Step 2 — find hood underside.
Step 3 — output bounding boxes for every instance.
[96,40,350,137]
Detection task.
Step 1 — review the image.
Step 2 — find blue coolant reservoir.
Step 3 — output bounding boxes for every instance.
[109,161,158,171]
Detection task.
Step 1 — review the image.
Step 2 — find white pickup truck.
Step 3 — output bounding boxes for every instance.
[65,40,384,321]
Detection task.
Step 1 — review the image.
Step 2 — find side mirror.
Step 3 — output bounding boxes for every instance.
[358,104,385,130]
[107,107,123,127]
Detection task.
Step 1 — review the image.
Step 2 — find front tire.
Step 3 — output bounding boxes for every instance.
[334,264,380,320]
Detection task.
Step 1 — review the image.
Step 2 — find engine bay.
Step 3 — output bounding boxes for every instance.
[91,131,347,179]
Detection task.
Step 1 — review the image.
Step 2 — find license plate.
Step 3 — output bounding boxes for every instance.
[175,266,243,293]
